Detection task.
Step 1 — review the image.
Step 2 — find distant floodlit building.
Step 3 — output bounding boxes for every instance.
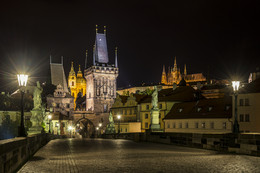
[161,56,206,85]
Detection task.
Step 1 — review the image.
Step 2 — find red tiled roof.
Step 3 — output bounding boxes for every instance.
[164,97,232,120]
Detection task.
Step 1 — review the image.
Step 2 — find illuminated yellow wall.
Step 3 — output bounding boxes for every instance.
[68,63,86,109]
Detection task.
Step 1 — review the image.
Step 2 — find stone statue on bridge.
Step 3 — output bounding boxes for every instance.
[33,81,43,110]
[28,81,44,135]
[105,112,116,134]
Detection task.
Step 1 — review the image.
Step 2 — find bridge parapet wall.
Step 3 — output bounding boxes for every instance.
[104,132,260,157]
[0,133,51,173]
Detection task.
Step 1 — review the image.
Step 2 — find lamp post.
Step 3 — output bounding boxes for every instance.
[68,125,73,138]
[99,123,102,135]
[17,74,28,137]
[117,115,121,134]
[96,127,99,137]
[48,115,52,133]
[232,81,240,134]
[56,123,60,135]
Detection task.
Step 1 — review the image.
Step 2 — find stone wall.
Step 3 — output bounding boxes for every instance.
[0,133,51,173]
[105,132,260,157]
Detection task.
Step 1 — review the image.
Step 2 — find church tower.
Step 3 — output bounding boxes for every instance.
[76,65,86,97]
[68,62,77,98]
[84,26,119,113]
[161,65,167,84]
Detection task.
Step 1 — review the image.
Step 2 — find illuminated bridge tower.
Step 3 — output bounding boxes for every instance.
[84,26,119,114]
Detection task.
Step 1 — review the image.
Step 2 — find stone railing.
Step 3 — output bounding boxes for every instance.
[104,132,260,157]
[0,133,52,173]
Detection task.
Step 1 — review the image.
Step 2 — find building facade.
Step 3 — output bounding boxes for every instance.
[164,97,233,134]
[84,28,118,114]
[139,86,196,132]
[161,57,206,85]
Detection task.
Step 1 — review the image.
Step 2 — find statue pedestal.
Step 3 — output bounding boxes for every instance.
[105,123,116,134]
[150,108,163,132]
[28,108,43,135]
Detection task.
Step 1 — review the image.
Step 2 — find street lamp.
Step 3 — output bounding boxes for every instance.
[68,125,73,138]
[232,81,240,134]
[48,115,52,133]
[56,123,60,135]
[17,74,28,137]
[117,115,121,134]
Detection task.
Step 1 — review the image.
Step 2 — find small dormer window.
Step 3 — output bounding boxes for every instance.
[225,105,230,111]
[179,108,183,112]
[208,107,213,111]
[197,107,202,112]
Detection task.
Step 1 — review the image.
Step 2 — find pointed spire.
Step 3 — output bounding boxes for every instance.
[85,49,88,69]
[184,64,187,75]
[174,56,177,72]
[104,26,106,34]
[115,47,118,68]
[77,65,83,77]
[96,25,98,33]
[93,45,96,66]
[161,65,167,84]
[69,61,75,76]
[163,65,166,73]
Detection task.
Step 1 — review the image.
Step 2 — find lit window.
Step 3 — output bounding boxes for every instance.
[179,123,182,128]
[72,82,74,86]
[201,122,205,128]
[208,107,213,111]
[223,122,227,129]
[179,108,183,112]
[172,123,175,128]
[167,123,170,128]
[197,107,202,112]
[185,123,188,128]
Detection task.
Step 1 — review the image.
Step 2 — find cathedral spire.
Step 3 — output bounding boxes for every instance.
[93,45,96,66]
[85,49,88,69]
[174,56,177,72]
[161,65,167,84]
[115,47,118,68]
[77,65,83,77]
[69,62,75,76]
[184,64,187,75]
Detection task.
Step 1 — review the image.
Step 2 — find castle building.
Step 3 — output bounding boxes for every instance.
[84,26,119,113]
[68,62,86,109]
[161,57,206,85]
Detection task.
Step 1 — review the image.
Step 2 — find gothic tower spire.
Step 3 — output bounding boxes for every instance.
[115,47,118,68]
[184,64,187,75]
[174,56,177,72]
[85,49,88,69]
[161,65,167,84]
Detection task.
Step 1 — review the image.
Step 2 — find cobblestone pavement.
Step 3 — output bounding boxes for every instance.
[18,138,260,173]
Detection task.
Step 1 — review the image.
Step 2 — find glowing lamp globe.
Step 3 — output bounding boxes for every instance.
[17,74,28,87]
[232,81,240,92]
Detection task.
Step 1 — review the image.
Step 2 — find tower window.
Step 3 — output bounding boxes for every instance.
[72,77,74,79]
[72,82,74,86]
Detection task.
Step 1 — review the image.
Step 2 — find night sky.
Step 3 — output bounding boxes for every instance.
[0,0,259,92]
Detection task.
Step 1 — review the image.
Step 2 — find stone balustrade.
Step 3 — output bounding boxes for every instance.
[0,133,51,173]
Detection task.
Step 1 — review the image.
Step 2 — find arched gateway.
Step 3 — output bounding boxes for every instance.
[74,117,95,138]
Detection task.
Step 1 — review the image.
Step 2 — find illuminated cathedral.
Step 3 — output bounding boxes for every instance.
[68,62,86,108]
[161,57,206,85]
